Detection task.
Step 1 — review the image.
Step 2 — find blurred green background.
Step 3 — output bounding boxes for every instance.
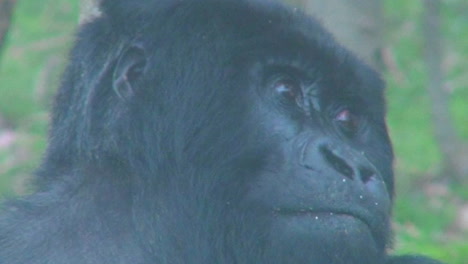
[0,0,466,263]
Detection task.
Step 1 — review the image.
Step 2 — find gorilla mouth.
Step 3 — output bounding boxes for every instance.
[274,208,371,229]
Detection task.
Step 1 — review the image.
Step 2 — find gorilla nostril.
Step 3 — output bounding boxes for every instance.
[359,167,376,184]
[320,146,354,180]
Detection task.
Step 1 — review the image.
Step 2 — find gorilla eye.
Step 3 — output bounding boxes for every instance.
[273,78,302,100]
[334,109,360,135]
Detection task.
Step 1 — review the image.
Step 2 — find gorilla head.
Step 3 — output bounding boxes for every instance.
[0,1,443,264]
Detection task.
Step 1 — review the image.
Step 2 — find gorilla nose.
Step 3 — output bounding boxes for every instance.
[299,140,378,185]
[319,145,377,184]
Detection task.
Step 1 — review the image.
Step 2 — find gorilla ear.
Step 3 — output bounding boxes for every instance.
[112,45,146,100]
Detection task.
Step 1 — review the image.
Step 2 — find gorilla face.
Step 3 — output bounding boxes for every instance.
[218,26,392,264]
[107,2,394,263]
[239,56,393,263]
[3,1,441,264]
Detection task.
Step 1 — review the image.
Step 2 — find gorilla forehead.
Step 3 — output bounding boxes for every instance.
[138,0,385,104]
[150,0,339,56]
[127,1,387,153]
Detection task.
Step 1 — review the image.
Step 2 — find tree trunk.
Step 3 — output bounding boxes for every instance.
[0,0,17,58]
[422,0,466,183]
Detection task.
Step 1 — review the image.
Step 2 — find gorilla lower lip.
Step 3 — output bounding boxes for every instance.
[276,209,370,227]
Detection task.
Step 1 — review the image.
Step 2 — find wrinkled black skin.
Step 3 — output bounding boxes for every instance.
[0,1,444,264]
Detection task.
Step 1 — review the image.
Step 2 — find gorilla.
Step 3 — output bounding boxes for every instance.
[0,0,444,264]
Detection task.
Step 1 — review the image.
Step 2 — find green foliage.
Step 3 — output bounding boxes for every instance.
[0,0,78,195]
[385,0,467,263]
[0,0,78,120]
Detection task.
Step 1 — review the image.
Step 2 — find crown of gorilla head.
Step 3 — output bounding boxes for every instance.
[0,1,443,264]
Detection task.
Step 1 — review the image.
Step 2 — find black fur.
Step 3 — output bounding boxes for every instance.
[0,0,444,263]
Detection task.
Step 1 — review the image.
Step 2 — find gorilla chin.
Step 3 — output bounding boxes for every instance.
[268,215,383,264]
